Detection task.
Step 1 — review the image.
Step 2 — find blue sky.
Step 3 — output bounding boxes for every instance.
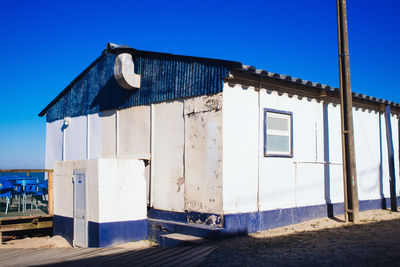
[0,0,399,168]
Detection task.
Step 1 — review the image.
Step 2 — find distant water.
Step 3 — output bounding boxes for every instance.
[0,172,45,182]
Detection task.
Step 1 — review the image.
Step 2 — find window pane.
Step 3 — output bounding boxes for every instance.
[267,134,290,153]
[267,116,288,131]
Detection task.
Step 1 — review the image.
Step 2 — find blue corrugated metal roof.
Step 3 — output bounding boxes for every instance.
[41,44,239,122]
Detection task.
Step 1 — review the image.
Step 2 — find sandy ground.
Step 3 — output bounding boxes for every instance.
[250,208,399,239]
[201,208,400,266]
[0,235,72,248]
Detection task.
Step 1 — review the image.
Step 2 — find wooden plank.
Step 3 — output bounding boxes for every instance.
[131,247,191,266]
[162,246,216,267]
[0,215,52,222]
[1,220,52,232]
[0,169,53,173]
[9,248,79,266]
[27,248,102,266]
[48,171,54,215]
[138,246,195,266]
[104,247,164,264]
[176,246,217,266]
[61,248,134,266]
[77,247,159,266]
[0,248,46,259]
[0,248,47,265]
[0,247,217,266]
[64,248,126,262]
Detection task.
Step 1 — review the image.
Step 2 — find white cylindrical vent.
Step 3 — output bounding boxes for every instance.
[114,53,141,90]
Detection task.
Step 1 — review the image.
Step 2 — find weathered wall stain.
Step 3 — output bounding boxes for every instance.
[184,93,223,214]
[177,177,185,192]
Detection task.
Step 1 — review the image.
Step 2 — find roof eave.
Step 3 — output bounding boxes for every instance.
[38,52,107,117]
[229,67,400,113]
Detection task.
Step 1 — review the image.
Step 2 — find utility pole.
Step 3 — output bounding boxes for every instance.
[336,0,359,222]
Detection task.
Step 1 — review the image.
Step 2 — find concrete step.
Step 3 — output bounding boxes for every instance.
[148,218,224,245]
[159,233,207,247]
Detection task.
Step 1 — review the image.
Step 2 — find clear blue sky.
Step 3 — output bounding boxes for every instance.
[0,0,399,168]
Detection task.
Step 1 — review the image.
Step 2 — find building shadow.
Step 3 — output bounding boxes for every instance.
[323,103,333,217]
[200,217,400,266]
[28,217,400,266]
[379,114,388,209]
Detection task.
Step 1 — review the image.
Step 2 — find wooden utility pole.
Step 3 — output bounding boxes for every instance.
[336,0,359,222]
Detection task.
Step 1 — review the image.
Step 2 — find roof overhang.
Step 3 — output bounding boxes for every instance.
[227,66,400,114]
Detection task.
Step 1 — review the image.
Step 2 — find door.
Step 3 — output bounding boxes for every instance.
[73,171,87,247]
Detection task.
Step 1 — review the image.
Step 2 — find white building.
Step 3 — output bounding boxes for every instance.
[39,43,400,247]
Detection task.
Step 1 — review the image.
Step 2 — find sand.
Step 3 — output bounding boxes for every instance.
[0,235,71,248]
[201,208,400,266]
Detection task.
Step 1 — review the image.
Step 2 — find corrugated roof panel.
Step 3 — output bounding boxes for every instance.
[44,52,230,122]
[236,66,400,109]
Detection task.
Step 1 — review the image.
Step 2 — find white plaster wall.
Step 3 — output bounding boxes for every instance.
[353,109,381,201]
[53,159,98,221]
[222,82,398,214]
[54,160,75,218]
[258,91,327,210]
[326,104,344,204]
[97,159,146,223]
[117,106,150,160]
[151,101,185,212]
[64,116,87,161]
[184,94,223,213]
[294,163,325,207]
[222,84,258,213]
[45,119,63,169]
[258,91,294,210]
[88,111,117,159]
[54,159,146,223]
[292,98,325,207]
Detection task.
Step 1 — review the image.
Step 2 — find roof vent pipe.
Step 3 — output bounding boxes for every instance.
[114,53,141,90]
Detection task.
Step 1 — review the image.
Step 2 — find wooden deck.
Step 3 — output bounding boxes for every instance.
[0,246,216,266]
[0,215,53,241]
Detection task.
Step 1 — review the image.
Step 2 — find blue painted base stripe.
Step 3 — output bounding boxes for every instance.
[89,219,148,247]
[147,208,187,223]
[54,197,400,247]
[223,197,400,234]
[54,216,147,247]
[147,208,223,226]
[88,221,99,247]
[53,214,73,246]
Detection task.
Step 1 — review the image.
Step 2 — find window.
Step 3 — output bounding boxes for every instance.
[264,109,293,157]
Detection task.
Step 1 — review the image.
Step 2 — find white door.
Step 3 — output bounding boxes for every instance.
[73,171,87,247]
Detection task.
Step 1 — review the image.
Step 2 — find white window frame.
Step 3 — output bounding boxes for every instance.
[264,109,293,157]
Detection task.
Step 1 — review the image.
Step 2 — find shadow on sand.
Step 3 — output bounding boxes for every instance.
[200,216,400,266]
[27,216,399,267]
